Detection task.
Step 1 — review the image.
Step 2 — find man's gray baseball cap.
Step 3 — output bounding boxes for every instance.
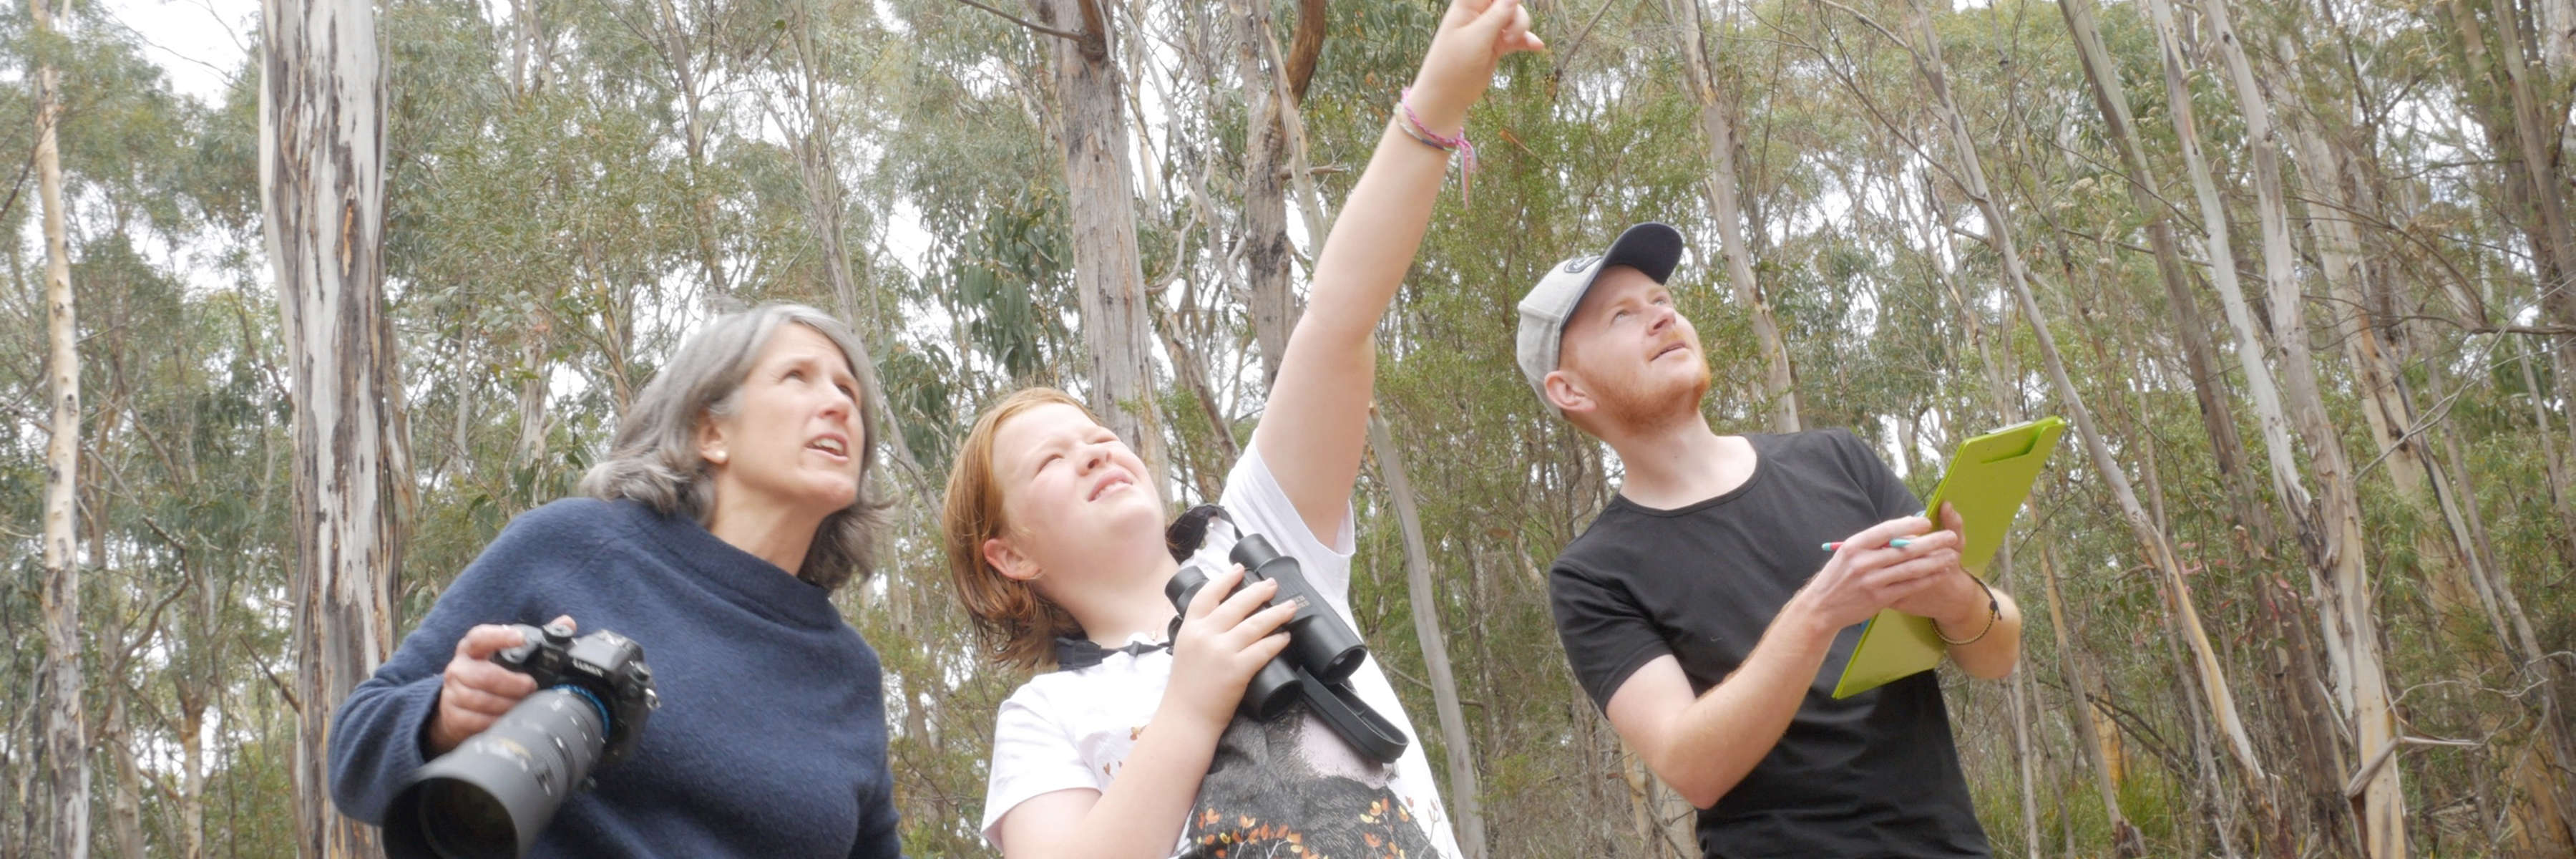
[1515,222,1687,416]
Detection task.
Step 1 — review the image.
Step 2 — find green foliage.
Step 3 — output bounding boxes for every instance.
[9,0,2576,853]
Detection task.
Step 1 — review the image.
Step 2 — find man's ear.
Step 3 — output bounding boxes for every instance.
[1544,369,1596,418]
[982,536,1042,583]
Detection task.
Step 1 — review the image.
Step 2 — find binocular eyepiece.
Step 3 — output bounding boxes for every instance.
[384,621,658,859]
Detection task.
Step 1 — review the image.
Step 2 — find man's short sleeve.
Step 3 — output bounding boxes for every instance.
[1548,561,1674,713]
[1833,428,1923,521]
[979,687,1099,850]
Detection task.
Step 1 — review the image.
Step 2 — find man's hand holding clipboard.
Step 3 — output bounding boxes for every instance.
[1831,417,2067,699]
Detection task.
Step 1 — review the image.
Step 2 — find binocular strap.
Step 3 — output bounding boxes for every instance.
[1291,670,1409,766]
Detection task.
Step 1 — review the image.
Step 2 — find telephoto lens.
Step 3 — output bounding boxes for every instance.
[387,688,608,858]
[384,622,656,859]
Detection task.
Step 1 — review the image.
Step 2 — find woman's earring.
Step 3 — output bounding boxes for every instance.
[710,450,728,464]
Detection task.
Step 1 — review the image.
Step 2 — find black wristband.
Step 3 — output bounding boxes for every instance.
[1935,576,1999,646]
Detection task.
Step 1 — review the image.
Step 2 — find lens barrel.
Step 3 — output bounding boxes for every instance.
[385,686,611,859]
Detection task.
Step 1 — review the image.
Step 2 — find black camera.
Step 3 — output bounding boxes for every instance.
[384,621,658,859]
[1166,528,1409,765]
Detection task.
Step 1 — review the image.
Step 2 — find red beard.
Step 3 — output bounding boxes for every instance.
[1590,353,1713,435]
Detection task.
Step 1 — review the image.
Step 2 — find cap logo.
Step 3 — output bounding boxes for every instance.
[1563,255,1601,274]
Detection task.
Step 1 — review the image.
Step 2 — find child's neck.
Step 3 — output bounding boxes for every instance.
[1060,553,1186,648]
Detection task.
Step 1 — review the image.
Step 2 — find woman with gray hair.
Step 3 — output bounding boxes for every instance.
[328,304,904,857]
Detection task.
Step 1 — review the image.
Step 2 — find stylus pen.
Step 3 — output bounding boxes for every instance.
[1820,538,1913,551]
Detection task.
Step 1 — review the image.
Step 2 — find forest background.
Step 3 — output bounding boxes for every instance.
[5,0,2575,853]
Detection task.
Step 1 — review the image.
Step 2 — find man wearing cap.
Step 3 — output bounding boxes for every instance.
[1519,222,2022,857]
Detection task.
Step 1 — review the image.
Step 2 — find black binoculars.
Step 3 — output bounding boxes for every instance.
[1167,533,1409,765]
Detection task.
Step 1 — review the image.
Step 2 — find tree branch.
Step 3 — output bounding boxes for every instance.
[2355,331,2513,477]
[2344,735,2479,798]
[240,629,302,714]
[948,0,1083,42]
[1551,0,1639,74]
[0,137,40,226]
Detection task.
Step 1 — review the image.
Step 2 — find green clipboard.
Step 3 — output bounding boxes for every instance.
[1830,416,2067,699]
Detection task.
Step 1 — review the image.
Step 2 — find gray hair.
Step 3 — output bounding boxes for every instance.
[577,303,889,590]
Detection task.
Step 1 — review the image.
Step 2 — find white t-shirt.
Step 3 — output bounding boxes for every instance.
[979,447,1464,859]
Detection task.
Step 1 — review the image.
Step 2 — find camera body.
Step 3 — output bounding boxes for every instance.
[490,621,658,767]
[385,621,658,859]
[1165,528,1407,765]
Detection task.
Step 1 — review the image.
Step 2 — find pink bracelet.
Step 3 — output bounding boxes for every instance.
[1398,87,1477,203]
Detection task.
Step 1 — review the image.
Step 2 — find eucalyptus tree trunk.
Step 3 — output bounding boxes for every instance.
[2053,0,2270,547]
[653,0,729,295]
[179,693,208,859]
[1890,0,2273,817]
[2038,545,2144,855]
[1220,0,1328,385]
[2173,0,2407,850]
[2277,108,2472,605]
[1244,0,1332,251]
[1233,0,1295,384]
[2549,0,2576,188]
[2547,0,2576,80]
[1617,749,1659,856]
[512,332,549,465]
[2514,332,2576,562]
[175,573,215,859]
[2420,346,2576,852]
[263,0,409,849]
[779,0,932,500]
[2442,0,2576,478]
[2276,37,2563,792]
[1670,0,1797,432]
[32,0,88,850]
[104,694,147,859]
[1368,412,1488,859]
[2135,0,2302,533]
[2478,0,2576,289]
[1029,0,1167,485]
[2269,35,2572,846]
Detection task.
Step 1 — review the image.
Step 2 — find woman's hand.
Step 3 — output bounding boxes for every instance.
[425,615,574,754]
[1405,0,1547,133]
[1160,566,1298,729]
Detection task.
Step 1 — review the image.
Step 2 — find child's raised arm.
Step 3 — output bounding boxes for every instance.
[1252,0,1543,536]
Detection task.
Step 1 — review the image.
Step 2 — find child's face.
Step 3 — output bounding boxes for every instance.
[985,402,1166,579]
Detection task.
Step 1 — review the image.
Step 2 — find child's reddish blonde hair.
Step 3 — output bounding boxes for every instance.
[942,387,1094,669]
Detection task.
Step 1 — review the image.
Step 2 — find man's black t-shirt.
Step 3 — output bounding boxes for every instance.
[1548,430,1991,859]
